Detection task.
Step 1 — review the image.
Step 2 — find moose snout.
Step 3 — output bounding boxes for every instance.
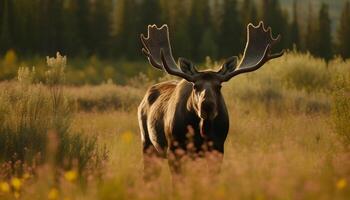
[200,101,217,120]
[202,101,214,112]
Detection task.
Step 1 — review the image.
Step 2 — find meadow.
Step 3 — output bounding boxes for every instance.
[0,51,350,200]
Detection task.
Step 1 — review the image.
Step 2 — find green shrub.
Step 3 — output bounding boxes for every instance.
[0,49,18,80]
[66,83,143,112]
[224,52,334,115]
[0,53,106,176]
[291,95,330,114]
[332,75,350,146]
[283,55,331,93]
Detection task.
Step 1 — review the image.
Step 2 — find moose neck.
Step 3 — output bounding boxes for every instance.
[199,119,214,138]
[186,91,215,138]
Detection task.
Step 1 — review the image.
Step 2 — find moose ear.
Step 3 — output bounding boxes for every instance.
[218,56,238,74]
[178,57,198,75]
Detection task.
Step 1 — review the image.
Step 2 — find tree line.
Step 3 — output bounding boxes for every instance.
[0,0,350,61]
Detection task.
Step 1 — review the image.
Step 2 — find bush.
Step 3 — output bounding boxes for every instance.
[234,81,284,112]
[224,52,333,115]
[0,53,106,177]
[283,53,331,93]
[0,49,18,80]
[66,82,143,112]
[332,74,350,146]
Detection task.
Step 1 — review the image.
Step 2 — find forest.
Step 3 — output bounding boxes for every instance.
[0,0,349,61]
[1,0,349,84]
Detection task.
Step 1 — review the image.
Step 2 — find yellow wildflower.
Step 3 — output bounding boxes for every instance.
[14,191,20,199]
[11,178,22,190]
[255,194,265,200]
[336,178,347,190]
[4,49,17,66]
[215,186,225,199]
[64,170,78,182]
[0,181,10,193]
[121,131,133,144]
[23,172,31,180]
[48,188,59,200]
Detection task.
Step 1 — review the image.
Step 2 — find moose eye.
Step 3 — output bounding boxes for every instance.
[193,85,201,91]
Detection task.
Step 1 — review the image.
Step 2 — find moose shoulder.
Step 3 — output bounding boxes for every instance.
[138,22,284,176]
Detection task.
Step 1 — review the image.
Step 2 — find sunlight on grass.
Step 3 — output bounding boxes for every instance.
[0,52,349,199]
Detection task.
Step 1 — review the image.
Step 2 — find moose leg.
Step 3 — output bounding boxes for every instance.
[143,145,163,181]
[141,132,163,180]
[206,144,224,174]
[167,152,182,175]
[139,113,162,181]
[206,152,223,174]
[167,144,186,179]
[167,149,185,187]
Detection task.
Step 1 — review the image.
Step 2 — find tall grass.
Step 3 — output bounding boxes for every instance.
[66,82,143,112]
[332,73,350,147]
[0,52,349,199]
[0,53,106,178]
[223,52,332,115]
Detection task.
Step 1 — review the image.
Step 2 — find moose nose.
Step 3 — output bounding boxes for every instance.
[201,101,215,113]
[200,101,217,120]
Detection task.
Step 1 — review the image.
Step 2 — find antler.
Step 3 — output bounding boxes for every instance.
[141,25,197,82]
[218,21,284,82]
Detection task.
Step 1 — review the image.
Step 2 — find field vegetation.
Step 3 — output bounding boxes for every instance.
[0,52,349,199]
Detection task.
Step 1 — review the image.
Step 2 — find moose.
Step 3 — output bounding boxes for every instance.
[138,22,283,176]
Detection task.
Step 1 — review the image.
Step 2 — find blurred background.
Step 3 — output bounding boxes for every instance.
[0,0,349,84]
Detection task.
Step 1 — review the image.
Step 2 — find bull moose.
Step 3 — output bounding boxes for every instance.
[138,22,283,176]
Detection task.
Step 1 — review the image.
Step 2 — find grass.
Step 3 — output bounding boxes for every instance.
[0,51,350,199]
[0,53,106,183]
[65,83,143,112]
[332,72,350,147]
